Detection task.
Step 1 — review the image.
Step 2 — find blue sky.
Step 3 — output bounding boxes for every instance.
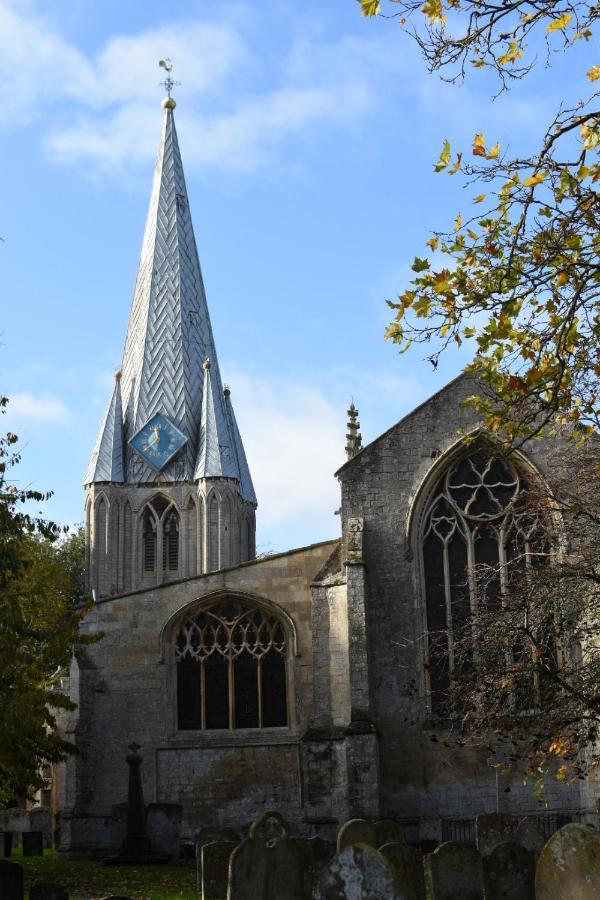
[1,0,593,553]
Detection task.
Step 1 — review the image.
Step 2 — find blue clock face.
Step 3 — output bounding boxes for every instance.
[129,413,187,471]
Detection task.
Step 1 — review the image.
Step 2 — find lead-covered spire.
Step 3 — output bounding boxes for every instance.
[87,98,254,501]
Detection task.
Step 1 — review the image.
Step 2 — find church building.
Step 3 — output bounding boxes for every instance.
[58,93,597,857]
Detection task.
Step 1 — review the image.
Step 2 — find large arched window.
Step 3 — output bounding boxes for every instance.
[175,599,288,730]
[420,445,546,712]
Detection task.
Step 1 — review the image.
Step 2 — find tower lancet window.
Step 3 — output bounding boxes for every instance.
[141,495,180,579]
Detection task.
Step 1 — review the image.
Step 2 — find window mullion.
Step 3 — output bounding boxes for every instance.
[228,652,235,729]
[443,537,454,678]
[257,656,263,728]
[200,659,206,730]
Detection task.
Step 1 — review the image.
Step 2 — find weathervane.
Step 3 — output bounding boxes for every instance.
[159,58,181,99]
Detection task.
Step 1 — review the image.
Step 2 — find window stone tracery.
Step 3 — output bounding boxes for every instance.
[421,446,546,711]
[175,599,288,730]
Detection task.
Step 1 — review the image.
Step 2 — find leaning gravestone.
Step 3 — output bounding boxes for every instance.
[482,841,535,900]
[0,859,24,900]
[374,820,405,849]
[314,843,408,899]
[29,884,69,900]
[202,839,236,900]
[535,823,600,900]
[476,814,514,857]
[425,841,484,900]
[337,819,377,852]
[379,841,426,900]
[22,831,43,856]
[227,811,305,900]
[515,817,546,860]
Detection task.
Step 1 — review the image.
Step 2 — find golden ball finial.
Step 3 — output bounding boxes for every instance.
[162,96,176,110]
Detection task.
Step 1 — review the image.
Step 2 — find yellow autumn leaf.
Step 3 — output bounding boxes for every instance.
[546,11,572,31]
[486,142,500,160]
[471,59,486,68]
[434,139,452,172]
[427,235,439,251]
[474,194,486,203]
[421,0,446,24]
[360,0,380,15]
[449,153,462,175]
[472,133,486,157]
[454,212,463,231]
[523,171,546,187]
[556,271,569,286]
[588,65,600,81]
[467,228,478,240]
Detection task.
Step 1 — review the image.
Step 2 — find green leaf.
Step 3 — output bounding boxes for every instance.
[412,256,431,272]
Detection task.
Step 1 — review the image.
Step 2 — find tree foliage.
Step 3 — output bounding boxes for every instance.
[0,396,90,804]
[359,0,599,444]
[439,446,600,782]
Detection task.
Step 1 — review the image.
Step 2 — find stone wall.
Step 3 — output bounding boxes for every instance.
[59,539,338,857]
[336,374,593,839]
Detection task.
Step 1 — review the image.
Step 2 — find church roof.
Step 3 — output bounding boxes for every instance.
[85,372,124,484]
[86,100,255,503]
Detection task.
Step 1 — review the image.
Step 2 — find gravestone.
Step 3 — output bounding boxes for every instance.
[29,808,52,850]
[535,822,600,900]
[227,811,304,900]
[29,884,69,900]
[22,831,43,856]
[515,817,546,859]
[146,803,182,859]
[476,814,514,857]
[202,840,236,900]
[380,841,426,900]
[314,844,407,899]
[0,859,24,900]
[425,841,484,900]
[0,831,13,857]
[374,820,405,849]
[197,826,239,852]
[482,841,535,900]
[337,818,377,852]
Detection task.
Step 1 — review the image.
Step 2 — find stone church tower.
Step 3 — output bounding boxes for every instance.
[84,97,256,599]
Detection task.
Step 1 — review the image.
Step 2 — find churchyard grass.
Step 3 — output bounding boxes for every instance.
[15,848,199,899]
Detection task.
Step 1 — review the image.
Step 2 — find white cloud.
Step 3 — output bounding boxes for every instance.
[0,1,388,176]
[6,391,70,422]
[225,371,344,542]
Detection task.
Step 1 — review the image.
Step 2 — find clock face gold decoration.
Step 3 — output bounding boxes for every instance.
[129,413,187,471]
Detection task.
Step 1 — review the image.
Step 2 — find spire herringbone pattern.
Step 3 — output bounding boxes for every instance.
[119,109,225,482]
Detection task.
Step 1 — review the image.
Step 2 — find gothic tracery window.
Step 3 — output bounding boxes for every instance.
[421,446,546,712]
[175,599,288,730]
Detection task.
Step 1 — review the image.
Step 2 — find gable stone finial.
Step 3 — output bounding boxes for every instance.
[345,401,362,460]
